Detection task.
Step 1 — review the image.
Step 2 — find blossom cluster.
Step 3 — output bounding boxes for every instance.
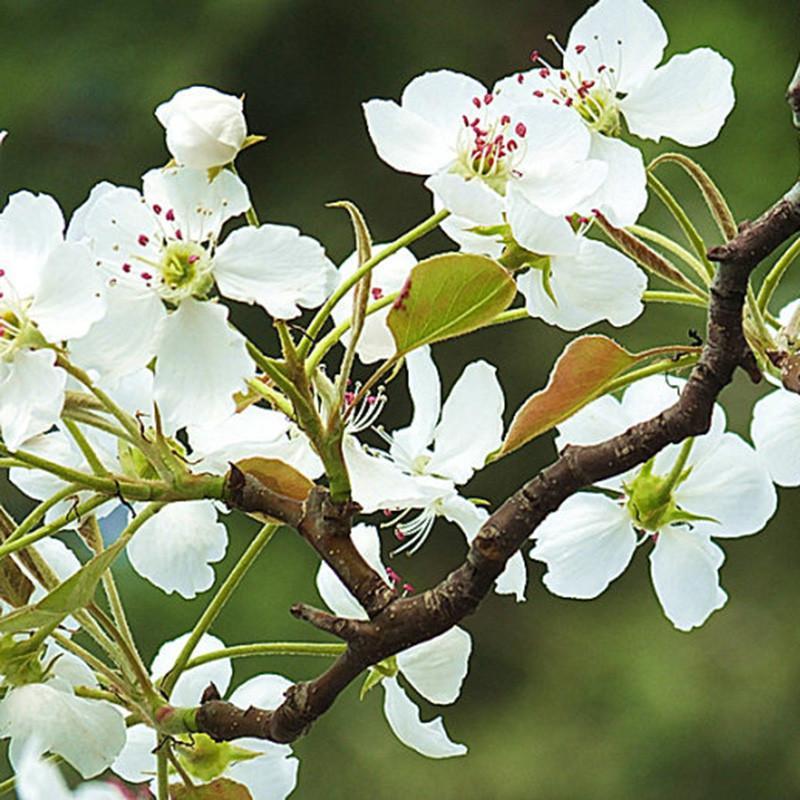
[0,0,795,798]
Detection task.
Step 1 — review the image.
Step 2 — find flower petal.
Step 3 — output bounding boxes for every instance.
[153,298,253,428]
[515,158,608,218]
[424,173,504,226]
[401,70,487,136]
[228,674,293,710]
[649,528,727,631]
[565,0,668,94]
[427,360,505,484]
[226,742,299,800]
[506,187,579,257]
[214,224,337,319]
[382,677,466,758]
[0,349,66,450]
[149,632,232,706]
[530,493,636,598]
[751,388,800,486]
[397,627,471,704]
[110,724,157,784]
[621,49,735,146]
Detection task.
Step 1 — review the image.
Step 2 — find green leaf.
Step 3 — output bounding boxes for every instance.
[387,253,516,354]
[171,778,252,800]
[0,531,127,634]
[495,336,646,458]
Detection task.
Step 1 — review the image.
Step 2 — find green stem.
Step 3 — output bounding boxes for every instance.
[157,744,169,800]
[643,290,707,308]
[185,641,345,669]
[628,224,710,285]
[647,172,714,279]
[63,418,108,476]
[298,209,450,358]
[487,307,530,327]
[52,631,129,696]
[4,484,85,545]
[0,775,14,797]
[757,234,800,313]
[245,378,294,418]
[604,355,700,396]
[746,281,773,346]
[62,408,136,444]
[161,523,280,696]
[658,437,695,503]
[74,685,128,705]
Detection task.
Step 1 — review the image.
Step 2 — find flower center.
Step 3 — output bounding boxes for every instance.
[157,241,214,303]
[454,97,528,193]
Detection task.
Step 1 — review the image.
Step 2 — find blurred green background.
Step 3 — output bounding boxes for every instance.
[1,1,799,798]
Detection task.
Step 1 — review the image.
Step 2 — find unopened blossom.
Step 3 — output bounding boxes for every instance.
[155,86,248,170]
[495,0,735,225]
[529,376,776,631]
[428,176,646,330]
[331,245,417,364]
[69,166,337,427]
[0,191,105,448]
[317,525,471,758]
[113,633,299,799]
[364,69,606,219]
[16,744,127,800]
[358,346,526,601]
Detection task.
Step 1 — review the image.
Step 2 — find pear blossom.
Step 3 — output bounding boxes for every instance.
[331,245,417,364]
[0,191,105,448]
[751,387,800,487]
[113,633,299,799]
[316,525,471,758]
[529,376,776,630]
[0,642,126,778]
[361,346,526,601]
[155,86,248,170]
[364,69,607,218]
[428,176,646,330]
[15,743,127,800]
[495,0,735,226]
[69,165,337,426]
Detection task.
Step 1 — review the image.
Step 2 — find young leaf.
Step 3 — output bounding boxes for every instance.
[171,778,253,800]
[495,336,650,458]
[387,253,516,354]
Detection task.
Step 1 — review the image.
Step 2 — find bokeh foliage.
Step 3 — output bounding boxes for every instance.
[1,1,799,797]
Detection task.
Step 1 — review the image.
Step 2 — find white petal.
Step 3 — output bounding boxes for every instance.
[514,102,593,167]
[506,187,579,257]
[621,49,735,146]
[518,238,645,331]
[530,493,636,598]
[565,0,668,93]
[226,742,299,800]
[580,134,647,228]
[110,724,157,784]
[331,244,416,364]
[260,429,324,481]
[69,283,166,383]
[126,501,228,599]
[214,224,337,319]
[751,389,800,486]
[150,632,232,706]
[188,406,290,474]
[391,346,441,461]
[401,70,487,136]
[397,627,471,704]
[427,361,504,484]
[9,430,82,501]
[515,159,608,218]
[1,683,125,778]
[0,349,66,450]
[362,99,455,175]
[67,181,117,243]
[493,551,528,603]
[28,242,106,341]
[382,677,466,758]
[649,528,727,631]
[424,173,504,225]
[142,167,250,243]
[0,191,64,298]
[153,299,253,428]
[16,746,73,800]
[439,493,486,541]
[674,433,777,538]
[228,674,293,710]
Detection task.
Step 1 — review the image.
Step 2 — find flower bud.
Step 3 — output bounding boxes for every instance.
[155,86,247,169]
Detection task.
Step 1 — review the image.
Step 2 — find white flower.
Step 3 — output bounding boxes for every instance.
[529,376,776,630]
[353,346,526,601]
[0,191,105,448]
[16,744,127,800]
[751,388,800,487]
[495,0,735,225]
[316,524,470,758]
[113,633,299,799]
[331,245,417,364]
[429,176,646,331]
[69,166,336,426]
[155,86,248,170]
[364,69,606,218]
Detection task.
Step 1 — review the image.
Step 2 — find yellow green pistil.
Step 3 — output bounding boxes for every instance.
[158,241,213,302]
[574,87,621,136]
[0,308,46,360]
[624,438,714,531]
[176,734,260,783]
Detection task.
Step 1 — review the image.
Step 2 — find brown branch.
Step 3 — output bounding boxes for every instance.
[201,66,800,748]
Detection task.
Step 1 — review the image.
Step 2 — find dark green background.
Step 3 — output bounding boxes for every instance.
[1,1,799,798]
